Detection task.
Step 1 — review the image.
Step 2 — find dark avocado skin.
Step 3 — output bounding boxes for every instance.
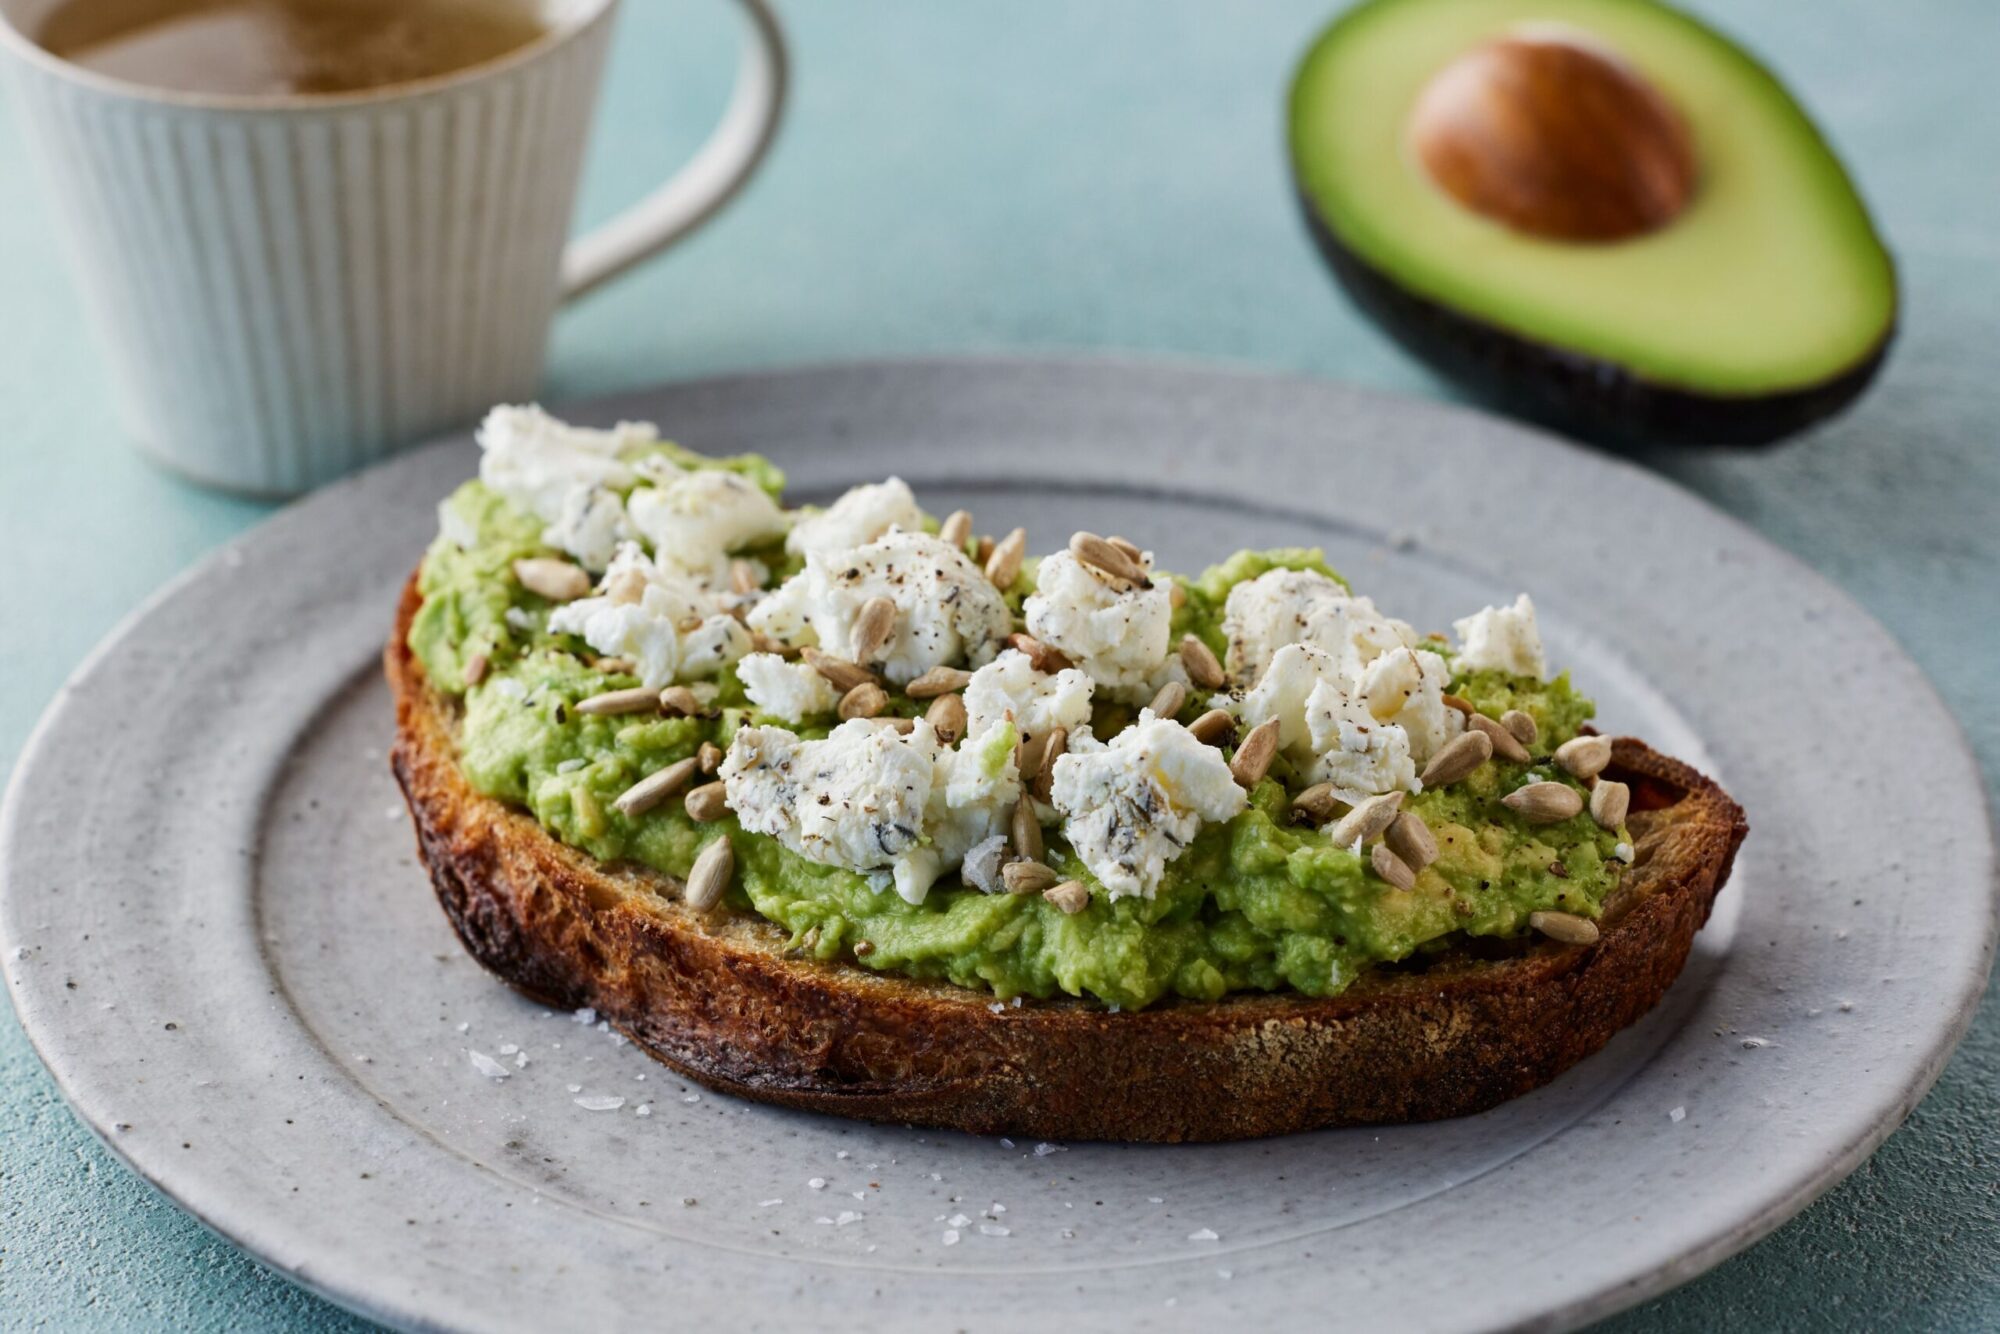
[1298,198,1896,447]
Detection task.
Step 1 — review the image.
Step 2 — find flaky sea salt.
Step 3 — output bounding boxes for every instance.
[942,1230,960,1246]
[466,1050,510,1080]
[1188,1228,1219,1242]
[978,1223,1010,1237]
[1669,1106,1687,1123]
[574,1095,626,1111]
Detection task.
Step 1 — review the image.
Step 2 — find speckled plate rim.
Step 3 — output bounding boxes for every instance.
[4,357,1994,1333]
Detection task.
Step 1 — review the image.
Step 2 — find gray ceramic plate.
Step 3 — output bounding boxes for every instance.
[4,360,1993,1333]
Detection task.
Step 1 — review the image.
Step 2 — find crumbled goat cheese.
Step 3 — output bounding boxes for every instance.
[750,530,1011,686]
[962,648,1095,745]
[1221,568,1416,685]
[1023,548,1175,699]
[899,722,1022,903]
[543,483,634,572]
[1049,713,1247,898]
[736,652,842,722]
[476,405,652,567]
[547,543,749,688]
[1302,677,1417,800]
[1235,641,1457,801]
[627,468,788,587]
[1353,645,1462,762]
[1453,593,1547,680]
[437,497,480,551]
[720,718,1021,905]
[786,477,924,563]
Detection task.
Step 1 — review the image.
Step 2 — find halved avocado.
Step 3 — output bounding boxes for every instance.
[1288,0,1897,446]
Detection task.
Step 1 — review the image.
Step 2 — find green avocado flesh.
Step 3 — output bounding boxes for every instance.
[1289,0,1895,397]
[412,468,1621,1012]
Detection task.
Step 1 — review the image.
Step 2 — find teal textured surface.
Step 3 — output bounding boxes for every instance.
[1,2,1993,1329]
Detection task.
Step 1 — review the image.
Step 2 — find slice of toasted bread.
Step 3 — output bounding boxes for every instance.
[387,578,1746,1142]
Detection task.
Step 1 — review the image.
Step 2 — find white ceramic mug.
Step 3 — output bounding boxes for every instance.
[0,0,786,495]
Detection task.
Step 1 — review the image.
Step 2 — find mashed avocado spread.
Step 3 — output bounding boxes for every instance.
[411,414,1623,1010]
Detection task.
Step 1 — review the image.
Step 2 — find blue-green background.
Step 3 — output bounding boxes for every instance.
[2,2,1994,1328]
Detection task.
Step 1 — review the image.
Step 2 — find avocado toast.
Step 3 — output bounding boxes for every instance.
[388,407,1746,1141]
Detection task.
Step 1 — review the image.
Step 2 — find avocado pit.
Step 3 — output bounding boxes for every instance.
[1409,30,1698,243]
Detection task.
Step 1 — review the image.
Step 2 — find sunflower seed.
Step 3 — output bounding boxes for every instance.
[1069,531,1149,590]
[1148,680,1188,719]
[885,717,918,734]
[1501,709,1538,748]
[697,741,723,774]
[1502,781,1584,823]
[750,631,798,658]
[658,685,703,717]
[974,535,995,566]
[1384,810,1439,870]
[463,653,490,687]
[613,757,699,817]
[1011,795,1044,863]
[1005,632,1072,673]
[576,686,665,717]
[1229,719,1281,788]
[1528,910,1600,945]
[1371,843,1417,890]
[1179,635,1225,689]
[839,682,889,720]
[1290,782,1346,826]
[1031,726,1068,802]
[802,646,877,693]
[1441,693,1476,717]
[1468,712,1530,763]
[850,596,898,666]
[606,567,649,605]
[684,781,730,823]
[905,665,971,698]
[986,527,1027,589]
[1420,730,1492,787]
[1187,708,1236,746]
[853,939,875,958]
[683,837,734,911]
[1328,792,1404,847]
[939,509,974,552]
[1003,861,1060,894]
[1168,583,1188,610]
[1043,881,1090,915]
[1555,734,1614,780]
[513,558,591,602]
[925,691,967,744]
[1590,779,1631,830]
[729,559,762,597]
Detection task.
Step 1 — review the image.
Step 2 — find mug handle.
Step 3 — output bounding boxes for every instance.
[558,0,788,302]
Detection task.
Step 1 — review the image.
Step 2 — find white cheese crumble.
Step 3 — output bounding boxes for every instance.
[750,530,1011,686]
[547,543,749,688]
[1221,568,1416,684]
[1023,548,1174,699]
[1048,713,1247,899]
[719,718,1022,905]
[1453,593,1548,680]
[785,477,924,563]
[1353,644,1463,763]
[736,652,841,722]
[1236,642,1430,802]
[476,405,654,570]
[627,469,788,587]
[962,648,1094,745]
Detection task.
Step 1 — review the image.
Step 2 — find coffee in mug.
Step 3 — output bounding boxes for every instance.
[34,0,548,98]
